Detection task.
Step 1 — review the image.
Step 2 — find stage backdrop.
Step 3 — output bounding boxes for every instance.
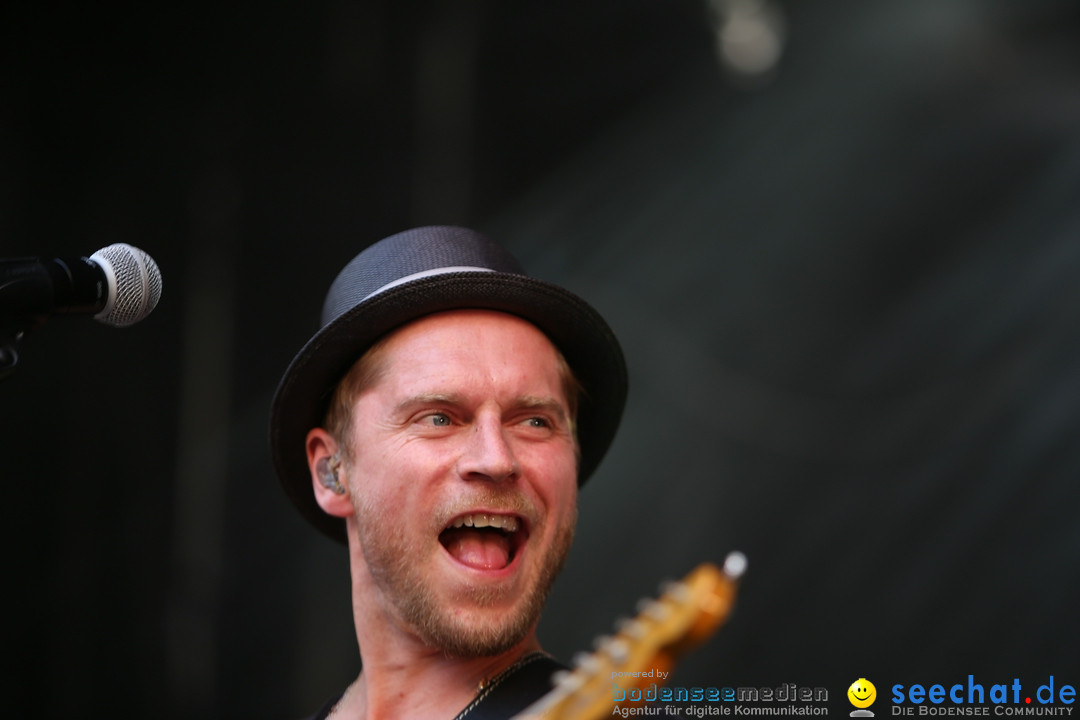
[3,1,1078,718]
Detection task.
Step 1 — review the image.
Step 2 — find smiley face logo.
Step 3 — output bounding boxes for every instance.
[848,678,877,709]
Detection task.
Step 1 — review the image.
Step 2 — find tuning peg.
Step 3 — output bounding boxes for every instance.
[635,597,670,622]
[550,669,583,693]
[658,579,692,604]
[614,616,648,639]
[572,651,601,674]
[593,634,630,665]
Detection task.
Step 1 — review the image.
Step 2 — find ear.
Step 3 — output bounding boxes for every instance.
[306,427,353,518]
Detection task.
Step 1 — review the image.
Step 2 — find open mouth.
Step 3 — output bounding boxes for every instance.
[438,513,526,571]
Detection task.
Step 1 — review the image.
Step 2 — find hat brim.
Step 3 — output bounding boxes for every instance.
[270,271,628,543]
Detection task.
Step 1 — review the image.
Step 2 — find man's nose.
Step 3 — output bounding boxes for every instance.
[456,415,519,482]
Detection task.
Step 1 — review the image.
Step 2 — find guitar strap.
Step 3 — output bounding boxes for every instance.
[452,652,566,720]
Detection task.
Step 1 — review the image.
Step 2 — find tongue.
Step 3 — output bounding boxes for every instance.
[441,528,511,570]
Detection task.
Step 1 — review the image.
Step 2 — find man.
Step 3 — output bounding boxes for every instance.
[270,226,628,719]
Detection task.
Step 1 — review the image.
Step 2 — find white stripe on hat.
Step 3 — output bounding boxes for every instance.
[364,266,496,300]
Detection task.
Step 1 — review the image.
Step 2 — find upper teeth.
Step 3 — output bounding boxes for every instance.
[450,514,520,532]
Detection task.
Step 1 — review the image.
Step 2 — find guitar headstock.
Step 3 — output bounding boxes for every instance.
[514,552,747,720]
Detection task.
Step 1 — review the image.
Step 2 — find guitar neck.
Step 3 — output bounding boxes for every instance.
[513,552,746,720]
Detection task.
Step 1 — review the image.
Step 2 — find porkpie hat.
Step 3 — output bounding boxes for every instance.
[270,226,628,543]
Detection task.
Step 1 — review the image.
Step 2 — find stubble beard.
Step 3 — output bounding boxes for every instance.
[354,493,576,658]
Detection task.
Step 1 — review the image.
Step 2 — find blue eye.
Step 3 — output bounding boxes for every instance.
[428,413,451,426]
[526,417,549,428]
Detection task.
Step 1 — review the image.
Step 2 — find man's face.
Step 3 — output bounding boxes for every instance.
[343,309,579,657]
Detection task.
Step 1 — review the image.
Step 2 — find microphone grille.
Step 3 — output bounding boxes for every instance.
[90,243,163,327]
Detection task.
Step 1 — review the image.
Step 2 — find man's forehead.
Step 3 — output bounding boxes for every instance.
[354,310,571,407]
[385,308,552,343]
[370,306,555,359]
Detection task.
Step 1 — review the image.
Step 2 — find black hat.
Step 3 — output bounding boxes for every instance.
[270,226,628,543]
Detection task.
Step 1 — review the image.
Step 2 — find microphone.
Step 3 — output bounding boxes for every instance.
[0,243,162,327]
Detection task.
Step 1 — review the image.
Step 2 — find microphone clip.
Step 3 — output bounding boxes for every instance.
[0,322,30,382]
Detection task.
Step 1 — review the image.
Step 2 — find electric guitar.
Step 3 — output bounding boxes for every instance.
[512,552,747,720]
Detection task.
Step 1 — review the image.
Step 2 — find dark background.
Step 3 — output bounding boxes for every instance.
[3,0,1079,718]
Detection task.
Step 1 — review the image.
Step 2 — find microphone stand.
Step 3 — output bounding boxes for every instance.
[0,318,40,382]
[1,329,22,381]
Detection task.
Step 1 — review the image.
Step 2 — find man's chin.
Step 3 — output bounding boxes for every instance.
[411,603,539,658]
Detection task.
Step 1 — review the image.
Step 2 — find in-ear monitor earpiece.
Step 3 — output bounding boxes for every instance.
[316,453,346,495]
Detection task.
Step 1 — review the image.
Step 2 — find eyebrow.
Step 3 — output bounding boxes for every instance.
[393,393,461,414]
[394,393,570,422]
[515,396,571,422]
